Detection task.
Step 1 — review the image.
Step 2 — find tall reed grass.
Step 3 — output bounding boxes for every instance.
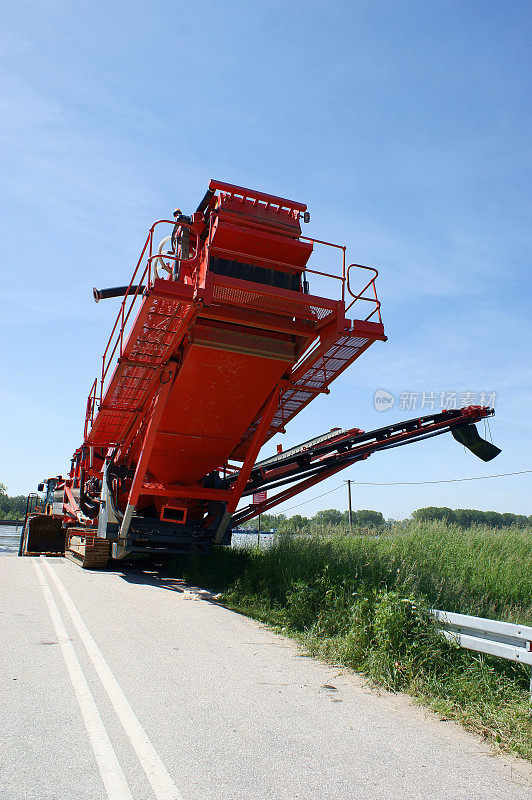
[175,521,532,760]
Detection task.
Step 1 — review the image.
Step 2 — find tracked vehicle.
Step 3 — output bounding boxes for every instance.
[21,180,500,567]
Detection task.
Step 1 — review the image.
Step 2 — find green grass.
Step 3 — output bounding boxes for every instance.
[170,521,532,761]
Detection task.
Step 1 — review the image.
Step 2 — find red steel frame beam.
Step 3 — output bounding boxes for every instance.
[234,459,365,525]
[140,484,233,502]
[116,363,177,544]
[199,305,317,337]
[214,382,285,543]
[63,484,83,523]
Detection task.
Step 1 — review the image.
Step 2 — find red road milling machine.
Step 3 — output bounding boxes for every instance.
[20,180,501,567]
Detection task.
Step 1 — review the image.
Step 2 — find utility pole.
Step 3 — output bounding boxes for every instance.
[345,480,353,532]
[257,513,261,547]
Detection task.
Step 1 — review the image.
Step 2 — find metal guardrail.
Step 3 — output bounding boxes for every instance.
[433,609,532,698]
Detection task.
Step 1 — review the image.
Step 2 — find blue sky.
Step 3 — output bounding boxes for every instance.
[1,1,531,519]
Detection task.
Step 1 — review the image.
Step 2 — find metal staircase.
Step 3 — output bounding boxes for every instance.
[87,293,193,447]
[233,325,384,458]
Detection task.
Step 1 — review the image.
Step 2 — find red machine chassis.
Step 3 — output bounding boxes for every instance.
[30,180,499,564]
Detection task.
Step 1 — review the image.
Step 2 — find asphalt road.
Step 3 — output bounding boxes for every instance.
[1,553,531,800]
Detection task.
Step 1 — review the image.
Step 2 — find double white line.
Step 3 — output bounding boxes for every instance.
[33,557,184,800]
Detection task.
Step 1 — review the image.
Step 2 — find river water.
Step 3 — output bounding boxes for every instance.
[0,525,275,555]
[0,525,22,554]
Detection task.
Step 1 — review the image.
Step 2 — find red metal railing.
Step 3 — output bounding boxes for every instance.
[83,378,98,440]
[205,200,380,314]
[300,235,347,301]
[345,264,381,322]
[84,218,382,439]
[301,240,381,323]
[97,220,199,405]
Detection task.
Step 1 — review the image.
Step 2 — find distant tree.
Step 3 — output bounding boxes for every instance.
[355,509,385,527]
[312,509,345,527]
[483,511,504,528]
[412,507,456,524]
[258,513,285,531]
[0,485,27,519]
[412,507,531,530]
[453,509,484,528]
[288,514,310,532]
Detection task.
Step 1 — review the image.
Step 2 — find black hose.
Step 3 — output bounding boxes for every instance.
[80,495,100,519]
[79,469,100,519]
[93,285,145,303]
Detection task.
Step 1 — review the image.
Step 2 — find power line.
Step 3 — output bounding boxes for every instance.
[278,484,344,513]
[275,470,532,514]
[354,470,532,486]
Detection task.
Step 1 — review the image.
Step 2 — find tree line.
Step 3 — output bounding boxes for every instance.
[240,505,532,531]
[0,484,28,520]
[245,509,386,532]
[411,506,531,529]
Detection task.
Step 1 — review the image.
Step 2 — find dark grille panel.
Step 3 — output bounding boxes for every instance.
[210,256,301,291]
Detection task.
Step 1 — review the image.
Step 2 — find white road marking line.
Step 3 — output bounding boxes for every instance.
[33,560,133,800]
[43,557,184,800]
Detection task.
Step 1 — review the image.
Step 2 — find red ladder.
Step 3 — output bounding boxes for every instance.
[87,294,194,446]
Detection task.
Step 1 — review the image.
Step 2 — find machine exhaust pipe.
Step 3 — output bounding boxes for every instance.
[93,285,145,303]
